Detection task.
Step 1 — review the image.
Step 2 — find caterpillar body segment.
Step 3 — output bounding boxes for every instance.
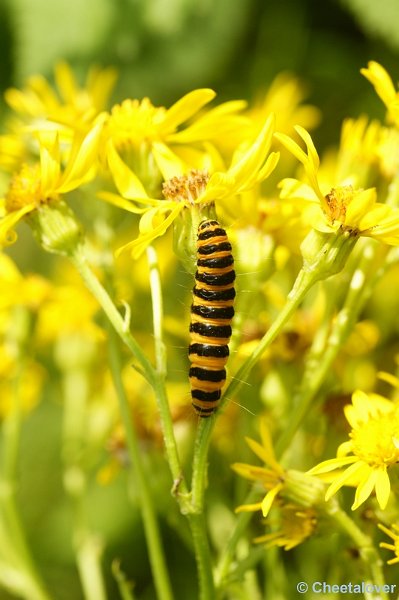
[189,219,235,417]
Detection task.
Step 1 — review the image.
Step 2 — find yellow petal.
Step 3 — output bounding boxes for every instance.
[352,468,378,510]
[361,61,397,108]
[274,131,309,165]
[161,89,216,133]
[260,419,281,472]
[278,178,319,202]
[345,188,377,227]
[294,126,320,171]
[256,151,280,182]
[275,128,325,205]
[58,121,103,193]
[98,191,151,214]
[325,461,364,501]
[0,203,36,247]
[152,141,186,180]
[39,131,61,193]
[54,61,78,104]
[235,502,263,514]
[106,139,149,199]
[87,66,118,111]
[261,483,283,517]
[308,455,357,476]
[116,203,183,258]
[375,468,391,510]
[228,113,275,191]
[336,441,354,457]
[167,99,247,144]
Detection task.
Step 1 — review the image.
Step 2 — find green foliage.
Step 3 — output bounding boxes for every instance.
[342,0,399,51]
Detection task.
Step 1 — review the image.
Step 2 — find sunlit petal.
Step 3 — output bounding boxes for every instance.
[152,141,187,180]
[116,203,183,258]
[375,469,391,509]
[351,468,378,509]
[325,461,365,501]
[106,140,149,199]
[261,483,284,517]
[0,204,36,246]
[58,121,103,192]
[161,89,216,133]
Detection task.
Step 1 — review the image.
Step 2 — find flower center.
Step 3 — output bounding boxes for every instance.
[107,98,167,150]
[324,185,353,224]
[5,164,43,212]
[280,506,317,544]
[162,169,210,205]
[351,410,399,467]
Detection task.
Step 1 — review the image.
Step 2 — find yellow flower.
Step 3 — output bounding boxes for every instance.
[103,90,249,184]
[232,418,325,517]
[378,523,399,565]
[254,504,317,550]
[0,347,45,418]
[361,61,399,128]
[0,253,50,313]
[0,134,27,173]
[336,116,381,185]
[0,122,103,247]
[232,419,286,517]
[0,62,116,173]
[249,72,321,137]
[35,282,103,344]
[375,126,399,179]
[5,61,117,134]
[275,126,399,245]
[101,113,279,258]
[308,389,399,510]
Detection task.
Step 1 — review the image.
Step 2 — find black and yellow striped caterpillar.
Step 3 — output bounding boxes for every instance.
[188,219,235,417]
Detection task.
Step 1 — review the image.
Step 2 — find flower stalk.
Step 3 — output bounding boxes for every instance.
[0,307,51,600]
[107,322,174,600]
[275,239,389,458]
[324,500,388,600]
[68,244,190,507]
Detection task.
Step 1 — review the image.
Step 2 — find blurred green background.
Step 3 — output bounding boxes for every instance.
[2,0,399,145]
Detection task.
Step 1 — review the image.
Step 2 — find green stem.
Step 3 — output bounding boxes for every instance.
[186,514,216,600]
[223,266,317,407]
[275,240,388,458]
[76,535,107,600]
[70,245,189,506]
[107,324,174,600]
[147,246,166,375]
[0,307,51,600]
[145,247,190,505]
[59,347,107,600]
[190,419,213,513]
[70,246,155,385]
[112,560,137,600]
[325,501,387,600]
[147,246,218,596]
[215,488,261,588]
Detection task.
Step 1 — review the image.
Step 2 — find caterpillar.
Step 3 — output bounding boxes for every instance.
[189,219,235,417]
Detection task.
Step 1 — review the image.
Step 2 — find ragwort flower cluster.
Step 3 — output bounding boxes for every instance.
[4,57,399,599]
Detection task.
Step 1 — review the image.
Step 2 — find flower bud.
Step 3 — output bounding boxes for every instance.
[28,200,83,256]
[300,228,358,280]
